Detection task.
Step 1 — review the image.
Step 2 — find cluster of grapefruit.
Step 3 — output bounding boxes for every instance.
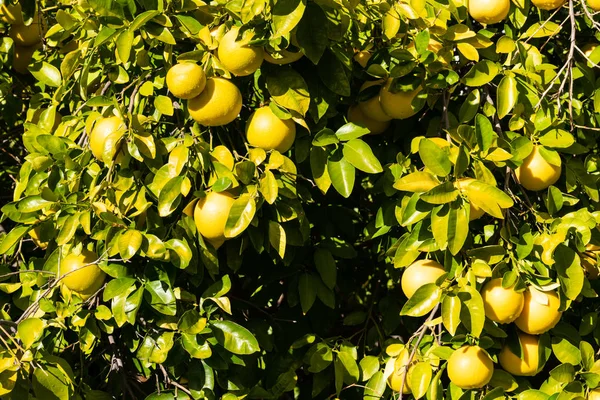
[391,258,569,392]
[0,2,45,73]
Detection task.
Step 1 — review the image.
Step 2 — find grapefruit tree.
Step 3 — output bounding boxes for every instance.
[1,0,600,398]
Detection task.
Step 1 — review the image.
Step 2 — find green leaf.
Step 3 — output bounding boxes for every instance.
[409,362,432,400]
[268,221,286,259]
[419,138,451,177]
[420,182,459,205]
[299,273,317,314]
[520,21,561,39]
[295,3,328,64]
[462,60,500,87]
[338,351,360,384]
[211,320,260,355]
[17,195,53,213]
[314,249,336,289]
[116,29,133,63]
[166,239,192,269]
[550,363,575,383]
[459,89,480,123]
[318,50,350,97]
[328,151,355,198]
[400,283,442,317]
[103,278,136,302]
[463,180,513,219]
[33,362,73,400]
[364,371,386,400]
[267,68,310,116]
[130,10,160,31]
[18,318,45,349]
[178,310,207,334]
[158,176,184,217]
[30,62,62,87]
[0,226,30,255]
[359,356,380,382]
[118,230,143,260]
[442,294,461,336]
[394,171,440,192]
[475,114,494,153]
[310,146,331,194]
[259,170,278,204]
[335,123,370,141]
[144,281,177,316]
[497,75,517,119]
[56,213,80,246]
[224,193,256,238]
[181,334,212,359]
[538,129,575,149]
[154,95,174,116]
[271,0,306,38]
[431,201,469,255]
[554,244,584,300]
[458,285,485,338]
[342,139,383,174]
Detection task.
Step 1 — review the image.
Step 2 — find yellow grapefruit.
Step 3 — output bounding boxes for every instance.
[515,145,561,191]
[387,348,412,394]
[357,80,392,122]
[514,288,562,334]
[447,346,494,389]
[246,106,296,153]
[9,14,45,46]
[166,63,206,99]
[13,44,40,74]
[188,78,242,126]
[347,105,391,135]
[60,249,106,298]
[589,389,600,400]
[217,26,264,76]
[401,259,446,298]
[588,0,600,11]
[380,79,422,120]
[89,116,126,161]
[468,0,510,24]
[531,0,565,9]
[481,278,524,323]
[498,332,540,376]
[194,191,235,249]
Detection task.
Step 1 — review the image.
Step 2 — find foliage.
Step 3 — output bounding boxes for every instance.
[1,0,600,398]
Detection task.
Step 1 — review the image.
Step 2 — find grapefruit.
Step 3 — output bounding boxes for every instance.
[246,106,296,153]
[188,78,242,126]
[166,63,206,99]
[194,191,236,249]
[515,145,561,191]
[401,259,446,298]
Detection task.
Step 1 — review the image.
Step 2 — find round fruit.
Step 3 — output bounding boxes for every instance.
[166,63,206,99]
[588,0,600,11]
[13,44,39,74]
[265,49,303,65]
[357,80,393,123]
[590,389,600,400]
[447,346,494,389]
[347,105,390,135]
[246,106,296,153]
[468,0,510,24]
[387,348,412,394]
[498,332,540,376]
[354,50,372,68]
[9,15,45,46]
[514,289,562,334]
[379,79,423,120]
[194,191,235,249]
[583,43,599,68]
[188,78,242,126]
[60,249,106,297]
[0,2,22,24]
[531,0,565,9]
[89,116,126,161]
[481,278,525,323]
[217,26,264,76]
[454,178,486,220]
[211,145,235,170]
[401,259,446,298]
[515,145,561,191]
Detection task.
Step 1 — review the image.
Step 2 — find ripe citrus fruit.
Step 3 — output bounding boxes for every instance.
[89,116,126,161]
[498,332,540,376]
[447,346,493,389]
[246,106,296,153]
[0,2,22,24]
[454,178,486,220]
[514,289,562,334]
[380,79,422,120]
[194,191,235,249]
[354,50,372,68]
[9,15,45,46]
[590,389,600,400]
[357,80,392,122]
[13,44,40,74]
[347,105,390,135]
[481,278,524,323]
[588,0,600,11]
[515,145,561,191]
[211,145,235,170]
[217,26,264,76]
[188,78,242,126]
[265,49,303,65]
[60,249,106,298]
[401,259,446,298]
[166,63,206,99]
[467,0,510,24]
[582,43,599,67]
[531,0,565,9]
[387,348,412,394]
